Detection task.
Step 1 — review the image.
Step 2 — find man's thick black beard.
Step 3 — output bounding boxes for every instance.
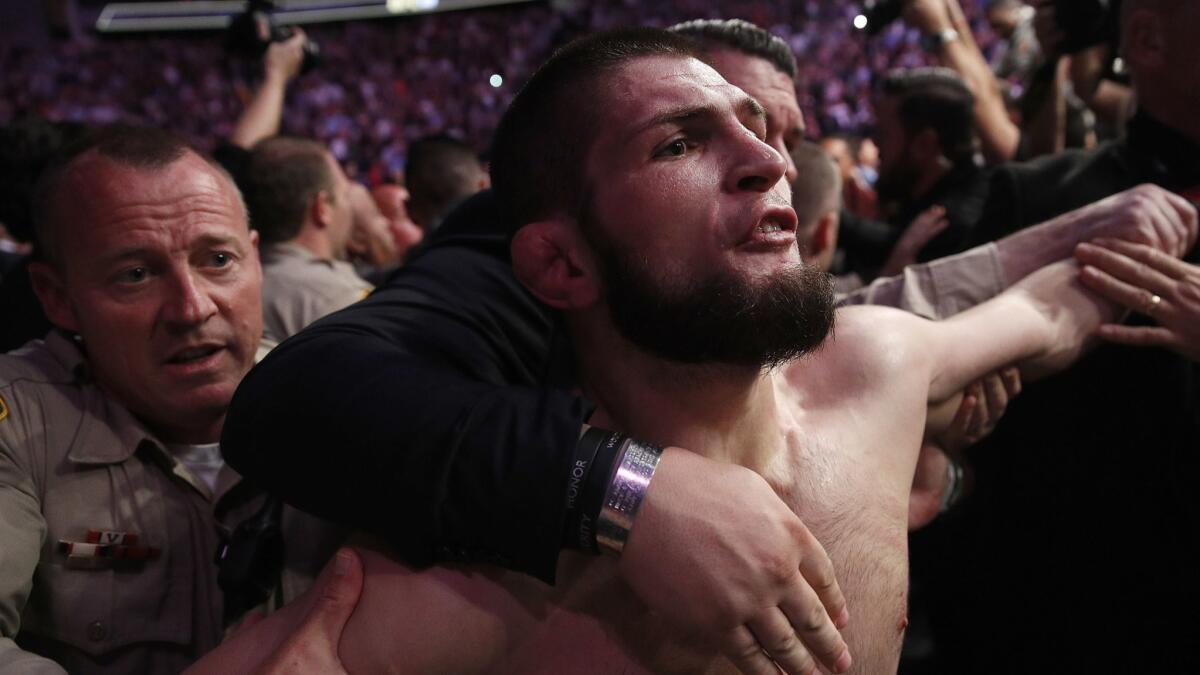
[596,245,837,369]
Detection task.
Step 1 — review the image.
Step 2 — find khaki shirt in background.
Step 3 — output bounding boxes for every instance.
[260,242,373,343]
[838,243,1006,318]
[0,332,340,675]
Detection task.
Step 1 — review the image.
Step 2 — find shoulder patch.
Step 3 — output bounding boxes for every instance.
[0,393,8,423]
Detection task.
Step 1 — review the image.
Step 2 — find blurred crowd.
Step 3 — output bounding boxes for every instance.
[0,0,1008,181]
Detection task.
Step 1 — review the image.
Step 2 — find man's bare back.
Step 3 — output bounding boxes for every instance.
[333,306,946,674]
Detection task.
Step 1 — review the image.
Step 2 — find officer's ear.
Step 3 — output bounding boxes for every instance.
[28,261,82,334]
[510,218,601,310]
[311,190,335,229]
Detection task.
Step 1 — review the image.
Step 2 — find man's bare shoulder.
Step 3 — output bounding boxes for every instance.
[786,305,933,387]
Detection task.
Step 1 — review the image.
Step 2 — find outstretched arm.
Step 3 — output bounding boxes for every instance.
[229,30,306,149]
[924,258,1118,409]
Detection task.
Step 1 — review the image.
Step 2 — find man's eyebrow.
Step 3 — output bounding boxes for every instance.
[739,97,768,130]
[96,233,242,265]
[628,103,722,141]
[628,97,768,142]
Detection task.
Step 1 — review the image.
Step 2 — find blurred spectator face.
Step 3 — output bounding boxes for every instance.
[30,152,262,441]
[324,152,356,259]
[706,48,805,183]
[819,137,856,180]
[872,93,919,200]
[986,4,1022,39]
[371,184,424,255]
[857,138,880,171]
[346,182,399,266]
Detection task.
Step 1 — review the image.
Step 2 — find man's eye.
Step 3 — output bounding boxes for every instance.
[118,267,149,283]
[208,252,234,268]
[656,140,689,158]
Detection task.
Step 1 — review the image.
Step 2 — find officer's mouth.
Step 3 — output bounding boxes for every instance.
[164,343,227,368]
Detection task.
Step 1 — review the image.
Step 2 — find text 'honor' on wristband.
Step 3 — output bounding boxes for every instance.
[563,427,625,554]
[596,438,663,555]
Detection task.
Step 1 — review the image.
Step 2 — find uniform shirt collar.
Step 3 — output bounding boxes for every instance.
[42,330,170,465]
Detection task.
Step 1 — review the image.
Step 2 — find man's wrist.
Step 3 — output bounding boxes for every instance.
[562,427,625,554]
[596,438,663,555]
[561,427,664,555]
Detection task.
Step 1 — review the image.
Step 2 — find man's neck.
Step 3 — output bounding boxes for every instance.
[292,226,336,261]
[574,322,785,470]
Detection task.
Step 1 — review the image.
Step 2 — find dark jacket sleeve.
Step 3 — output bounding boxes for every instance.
[221,192,591,583]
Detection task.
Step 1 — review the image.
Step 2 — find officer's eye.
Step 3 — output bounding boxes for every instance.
[117,267,149,283]
[210,252,232,267]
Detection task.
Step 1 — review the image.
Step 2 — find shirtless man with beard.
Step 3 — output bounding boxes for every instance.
[193,29,1195,675]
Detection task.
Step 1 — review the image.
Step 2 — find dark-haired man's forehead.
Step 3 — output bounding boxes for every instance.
[599,64,766,148]
[707,48,806,139]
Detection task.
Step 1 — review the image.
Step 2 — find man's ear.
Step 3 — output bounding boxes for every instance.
[510,220,600,310]
[812,209,840,257]
[28,262,81,333]
[311,190,333,229]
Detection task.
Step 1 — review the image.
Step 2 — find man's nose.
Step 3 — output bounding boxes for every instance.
[727,132,789,194]
[162,269,218,327]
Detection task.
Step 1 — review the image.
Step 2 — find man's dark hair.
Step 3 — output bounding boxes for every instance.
[490,28,705,228]
[668,18,797,78]
[881,67,977,166]
[31,124,235,266]
[405,134,485,231]
[243,136,336,246]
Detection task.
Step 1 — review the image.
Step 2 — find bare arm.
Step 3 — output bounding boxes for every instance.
[905,0,1021,164]
[229,30,306,150]
[840,184,1198,318]
[925,259,1117,407]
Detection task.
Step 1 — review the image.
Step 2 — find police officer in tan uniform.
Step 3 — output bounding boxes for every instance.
[243,137,373,343]
[0,127,338,674]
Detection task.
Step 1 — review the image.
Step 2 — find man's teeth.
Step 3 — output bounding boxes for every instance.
[758,222,783,233]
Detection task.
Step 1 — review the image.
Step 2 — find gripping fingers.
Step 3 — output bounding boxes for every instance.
[794,527,848,630]
[1080,265,1162,312]
[722,625,786,675]
[1001,367,1022,398]
[980,373,1009,426]
[778,574,852,673]
[748,609,818,675]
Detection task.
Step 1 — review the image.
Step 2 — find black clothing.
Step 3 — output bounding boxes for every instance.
[0,255,51,353]
[222,191,592,582]
[910,111,1200,673]
[840,163,990,279]
[893,162,991,263]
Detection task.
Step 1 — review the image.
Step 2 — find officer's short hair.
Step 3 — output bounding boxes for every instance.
[791,141,842,232]
[881,67,977,167]
[668,18,797,78]
[405,134,484,230]
[31,124,243,268]
[490,27,705,229]
[243,136,337,246]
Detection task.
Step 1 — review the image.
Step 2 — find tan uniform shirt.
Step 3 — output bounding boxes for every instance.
[260,242,373,343]
[0,333,339,675]
[839,243,1006,318]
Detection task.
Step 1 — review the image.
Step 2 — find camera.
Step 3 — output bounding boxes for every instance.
[226,0,321,75]
[854,0,1119,51]
[856,0,904,36]
[1052,0,1119,54]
